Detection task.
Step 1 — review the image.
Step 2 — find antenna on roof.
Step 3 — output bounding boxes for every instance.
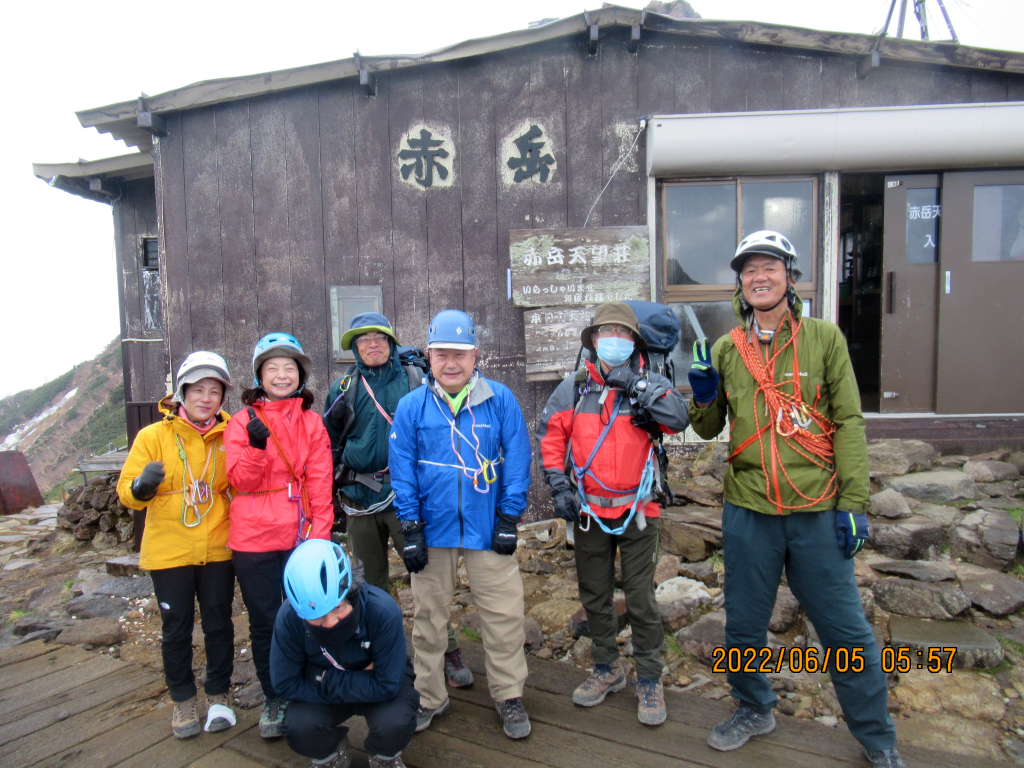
[877,0,958,44]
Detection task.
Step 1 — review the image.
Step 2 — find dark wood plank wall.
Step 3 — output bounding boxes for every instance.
[149,29,1024,507]
[113,179,163,403]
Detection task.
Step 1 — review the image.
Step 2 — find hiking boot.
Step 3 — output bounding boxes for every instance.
[707,704,776,751]
[259,697,288,739]
[368,755,407,768]
[866,748,908,768]
[573,662,627,707]
[310,737,351,768]
[415,697,450,732]
[495,697,531,739]
[444,648,474,688]
[635,678,667,726]
[171,696,201,739]
[205,693,235,733]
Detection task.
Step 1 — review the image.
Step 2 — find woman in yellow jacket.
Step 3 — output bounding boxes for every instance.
[117,352,236,740]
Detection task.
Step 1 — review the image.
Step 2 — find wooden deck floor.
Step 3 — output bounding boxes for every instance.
[0,639,1001,768]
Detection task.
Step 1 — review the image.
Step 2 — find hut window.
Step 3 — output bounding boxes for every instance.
[330,285,384,362]
[140,237,162,331]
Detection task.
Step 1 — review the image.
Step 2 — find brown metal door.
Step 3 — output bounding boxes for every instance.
[879,174,940,413]
[936,170,1024,414]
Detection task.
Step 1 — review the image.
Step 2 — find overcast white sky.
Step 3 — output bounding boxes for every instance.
[1,0,1021,399]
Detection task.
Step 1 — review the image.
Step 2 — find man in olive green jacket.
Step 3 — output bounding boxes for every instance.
[688,231,902,768]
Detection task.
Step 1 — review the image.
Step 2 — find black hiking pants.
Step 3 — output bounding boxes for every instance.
[150,560,235,703]
[284,662,419,759]
[233,548,292,701]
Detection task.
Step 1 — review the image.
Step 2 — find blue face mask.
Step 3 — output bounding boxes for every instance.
[595,337,634,367]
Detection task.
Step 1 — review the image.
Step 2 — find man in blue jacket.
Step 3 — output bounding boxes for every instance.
[271,540,418,768]
[389,309,533,740]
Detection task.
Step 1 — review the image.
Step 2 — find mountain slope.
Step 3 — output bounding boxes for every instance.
[0,339,128,495]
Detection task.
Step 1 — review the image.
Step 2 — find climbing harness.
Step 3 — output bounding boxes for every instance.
[728,313,838,514]
[572,390,657,535]
[237,406,314,544]
[418,381,500,494]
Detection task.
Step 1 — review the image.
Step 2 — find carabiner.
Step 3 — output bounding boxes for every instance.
[288,481,302,502]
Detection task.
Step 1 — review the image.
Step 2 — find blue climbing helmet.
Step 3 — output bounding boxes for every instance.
[283,539,353,621]
[252,332,314,387]
[427,309,476,350]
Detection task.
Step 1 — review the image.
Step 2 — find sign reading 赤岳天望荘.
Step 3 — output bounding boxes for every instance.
[510,227,650,308]
[513,227,651,382]
[524,306,597,382]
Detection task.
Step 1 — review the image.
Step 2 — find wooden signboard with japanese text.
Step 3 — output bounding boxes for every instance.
[523,306,597,382]
[513,226,651,382]
[510,227,651,308]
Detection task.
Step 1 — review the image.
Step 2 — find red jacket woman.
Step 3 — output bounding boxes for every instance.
[225,332,332,740]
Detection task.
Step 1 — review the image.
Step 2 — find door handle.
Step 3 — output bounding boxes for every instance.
[886,271,895,314]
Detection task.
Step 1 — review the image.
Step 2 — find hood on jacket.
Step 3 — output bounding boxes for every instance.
[732,284,804,329]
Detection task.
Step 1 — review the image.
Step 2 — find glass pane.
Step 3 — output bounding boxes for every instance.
[906,188,939,263]
[665,184,737,286]
[740,181,814,268]
[669,301,739,378]
[972,184,1024,262]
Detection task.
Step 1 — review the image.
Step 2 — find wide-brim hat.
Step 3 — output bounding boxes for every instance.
[580,302,648,351]
[341,312,399,351]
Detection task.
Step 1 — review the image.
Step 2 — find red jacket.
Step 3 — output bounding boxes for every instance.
[536,359,688,519]
[226,397,333,552]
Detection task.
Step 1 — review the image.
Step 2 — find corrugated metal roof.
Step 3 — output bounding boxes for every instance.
[76,5,1024,149]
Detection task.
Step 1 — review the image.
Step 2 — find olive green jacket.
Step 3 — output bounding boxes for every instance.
[688,288,870,515]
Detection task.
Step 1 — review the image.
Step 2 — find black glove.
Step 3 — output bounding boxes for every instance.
[553,488,582,526]
[401,521,429,574]
[491,511,519,556]
[131,462,165,502]
[305,664,330,689]
[246,407,270,450]
[604,366,644,398]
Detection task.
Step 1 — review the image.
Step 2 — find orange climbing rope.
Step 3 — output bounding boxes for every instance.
[728,313,838,514]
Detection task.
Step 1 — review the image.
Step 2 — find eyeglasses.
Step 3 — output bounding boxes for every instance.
[355,333,390,347]
[593,324,634,339]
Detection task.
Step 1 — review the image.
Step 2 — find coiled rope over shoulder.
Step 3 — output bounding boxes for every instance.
[728,313,837,514]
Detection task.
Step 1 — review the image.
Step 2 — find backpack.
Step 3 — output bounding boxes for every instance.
[570,300,681,505]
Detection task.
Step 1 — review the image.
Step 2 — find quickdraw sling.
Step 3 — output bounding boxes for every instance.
[728,313,838,514]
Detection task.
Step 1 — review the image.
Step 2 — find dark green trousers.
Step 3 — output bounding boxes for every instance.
[345,500,457,654]
[574,513,663,679]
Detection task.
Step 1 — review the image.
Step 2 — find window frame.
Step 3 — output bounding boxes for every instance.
[330,285,384,363]
[660,175,819,306]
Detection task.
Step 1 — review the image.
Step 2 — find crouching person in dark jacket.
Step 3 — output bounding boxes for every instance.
[271,539,419,768]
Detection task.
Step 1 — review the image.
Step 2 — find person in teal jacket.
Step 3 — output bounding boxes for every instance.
[389,309,532,741]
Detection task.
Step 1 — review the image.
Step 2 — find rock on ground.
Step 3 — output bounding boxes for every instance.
[655,577,711,632]
[870,489,914,519]
[896,712,1005,763]
[65,595,131,619]
[92,576,154,599]
[653,554,680,585]
[769,586,800,633]
[56,618,123,647]
[675,609,726,664]
[895,668,1005,721]
[888,615,1003,669]
[882,471,978,504]
[867,440,936,478]
[678,558,721,588]
[949,509,1021,571]
[868,560,955,583]
[956,563,1024,616]
[868,517,947,560]
[871,578,970,620]
[964,460,1021,484]
[528,599,583,636]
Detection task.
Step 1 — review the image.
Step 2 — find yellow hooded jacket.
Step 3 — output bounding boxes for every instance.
[117,396,232,570]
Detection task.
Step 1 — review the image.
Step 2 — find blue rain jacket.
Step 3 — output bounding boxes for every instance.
[389,372,531,550]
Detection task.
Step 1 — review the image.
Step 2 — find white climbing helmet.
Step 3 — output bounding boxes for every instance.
[731,230,803,281]
[173,351,233,403]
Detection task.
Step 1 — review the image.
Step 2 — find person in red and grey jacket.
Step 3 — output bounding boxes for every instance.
[225,332,333,740]
[536,302,688,727]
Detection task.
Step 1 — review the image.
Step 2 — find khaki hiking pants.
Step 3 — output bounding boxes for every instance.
[411,547,527,708]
